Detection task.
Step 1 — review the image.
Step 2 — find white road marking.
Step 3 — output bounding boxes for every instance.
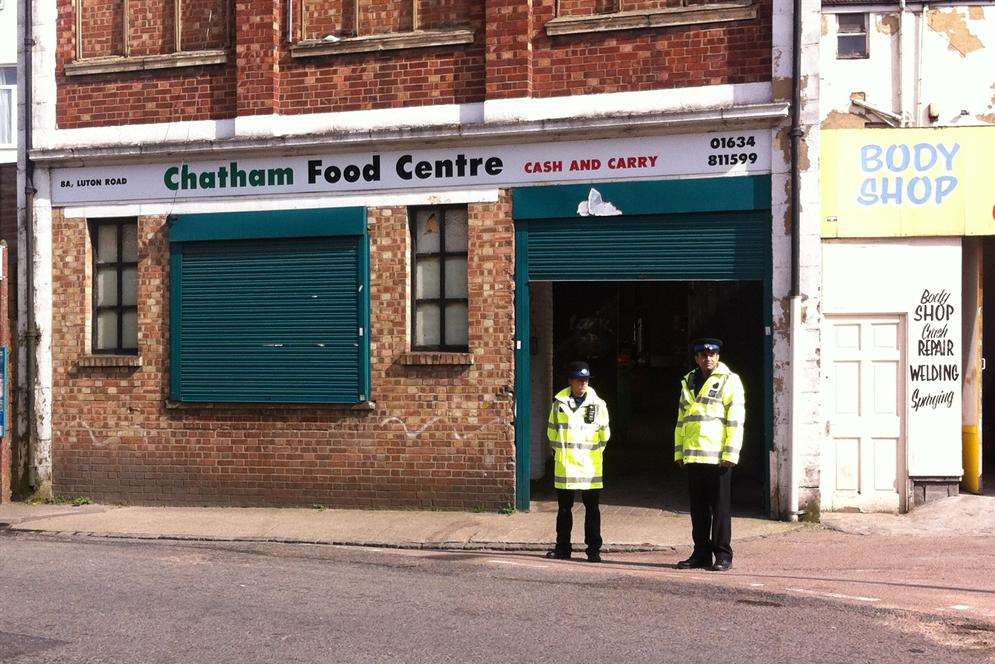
[949,604,972,611]
[750,583,764,587]
[786,588,880,603]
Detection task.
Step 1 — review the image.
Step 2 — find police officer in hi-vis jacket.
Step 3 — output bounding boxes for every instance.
[674,338,745,572]
[546,361,611,563]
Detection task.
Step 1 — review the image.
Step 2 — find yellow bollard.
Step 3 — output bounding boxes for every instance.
[962,425,982,494]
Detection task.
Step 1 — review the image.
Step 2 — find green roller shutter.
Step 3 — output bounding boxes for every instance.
[525,211,770,281]
[169,207,370,404]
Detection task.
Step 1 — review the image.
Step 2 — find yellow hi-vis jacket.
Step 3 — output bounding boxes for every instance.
[674,362,745,465]
[547,387,611,490]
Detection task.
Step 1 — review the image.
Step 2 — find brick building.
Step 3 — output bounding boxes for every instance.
[21,0,822,514]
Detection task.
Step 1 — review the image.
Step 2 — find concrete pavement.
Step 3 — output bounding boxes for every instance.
[2,493,992,550]
[0,499,795,551]
[821,494,995,536]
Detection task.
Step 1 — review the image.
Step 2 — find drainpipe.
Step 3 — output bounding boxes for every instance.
[15,0,34,495]
[787,0,804,522]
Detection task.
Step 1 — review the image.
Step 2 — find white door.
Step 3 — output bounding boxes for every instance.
[823,316,906,513]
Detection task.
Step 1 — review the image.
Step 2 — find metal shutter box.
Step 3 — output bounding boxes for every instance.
[172,237,363,403]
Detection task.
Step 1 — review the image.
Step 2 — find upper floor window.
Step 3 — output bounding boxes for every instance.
[90,219,138,354]
[410,206,469,352]
[556,0,730,17]
[0,67,14,147]
[295,0,472,41]
[836,13,869,59]
[547,0,757,37]
[75,0,229,60]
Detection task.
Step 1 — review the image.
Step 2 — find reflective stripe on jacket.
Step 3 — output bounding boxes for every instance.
[674,362,745,465]
[547,387,611,490]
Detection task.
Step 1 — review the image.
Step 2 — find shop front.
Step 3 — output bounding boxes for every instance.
[512,176,773,512]
[822,127,995,510]
[45,127,777,509]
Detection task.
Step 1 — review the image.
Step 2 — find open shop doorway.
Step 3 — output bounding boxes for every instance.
[530,281,768,515]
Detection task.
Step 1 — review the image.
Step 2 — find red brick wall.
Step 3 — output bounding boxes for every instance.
[180,0,229,51]
[51,197,517,508]
[558,0,618,16]
[57,0,770,127]
[530,0,772,96]
[56,0,236,128]
[125,0,176,57]
[79,0,125,58]
[274,0,486,115]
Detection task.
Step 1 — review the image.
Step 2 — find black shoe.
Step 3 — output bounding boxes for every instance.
[545,549,571,560]
[676,556,712,569]
[586,552,602,563]
[710,559,733,572]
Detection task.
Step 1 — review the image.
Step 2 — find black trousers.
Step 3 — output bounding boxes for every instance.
[555,489,602,555]
[686,464,733,563]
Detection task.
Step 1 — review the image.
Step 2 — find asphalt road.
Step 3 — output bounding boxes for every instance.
[1,531,992,663]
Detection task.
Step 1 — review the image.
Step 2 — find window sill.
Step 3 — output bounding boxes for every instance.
[290,28,475,58]
[399,352,474,366]
[165,400,376,411]
[76,354,143,368]
[64,49,228,76]
[545,2,757,36]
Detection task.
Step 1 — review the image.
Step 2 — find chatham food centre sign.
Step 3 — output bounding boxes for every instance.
[51,132,771,205]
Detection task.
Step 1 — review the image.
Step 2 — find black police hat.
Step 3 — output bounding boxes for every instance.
[691,338,723,353]
[566,361,592,379]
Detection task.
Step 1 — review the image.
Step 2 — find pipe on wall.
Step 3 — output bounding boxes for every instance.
[787,0,804,522]
[15,0,34,496]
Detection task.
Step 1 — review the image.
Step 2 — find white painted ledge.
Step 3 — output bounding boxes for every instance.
[33,82,775,155]
[64,50,228,76]
[290,29,474,58]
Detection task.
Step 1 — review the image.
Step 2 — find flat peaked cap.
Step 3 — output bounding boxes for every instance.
[567,361,592,379]
[691,338,723,353]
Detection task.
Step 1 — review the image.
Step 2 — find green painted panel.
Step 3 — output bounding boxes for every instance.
[512,176,770,220]
[525,211,771,281]
[171,237,367,403]
[170,207,366,242]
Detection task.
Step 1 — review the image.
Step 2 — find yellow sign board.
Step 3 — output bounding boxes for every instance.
[822,128,995,237]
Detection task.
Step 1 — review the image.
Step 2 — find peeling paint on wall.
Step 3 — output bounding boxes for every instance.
[977,113,995,124]
[876,14,899,36]
[773,77,792,103]
[821,110,867,129]
[927,9,984,57]
[969,6,984,21]
[797,137,811,172]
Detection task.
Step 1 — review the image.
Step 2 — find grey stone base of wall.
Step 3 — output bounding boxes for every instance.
[910,477,960,508]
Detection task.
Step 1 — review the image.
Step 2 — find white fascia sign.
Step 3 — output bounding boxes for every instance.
[51,131,771,205]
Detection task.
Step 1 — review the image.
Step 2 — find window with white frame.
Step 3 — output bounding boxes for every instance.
[836,13,869,59]
[0,67,15,146]
[410,206,469,352]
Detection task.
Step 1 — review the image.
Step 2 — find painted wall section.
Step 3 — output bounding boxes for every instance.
[820,11,899,128]
[822,238,962,478]
[820,6,995,128]
[0,0,16,63]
